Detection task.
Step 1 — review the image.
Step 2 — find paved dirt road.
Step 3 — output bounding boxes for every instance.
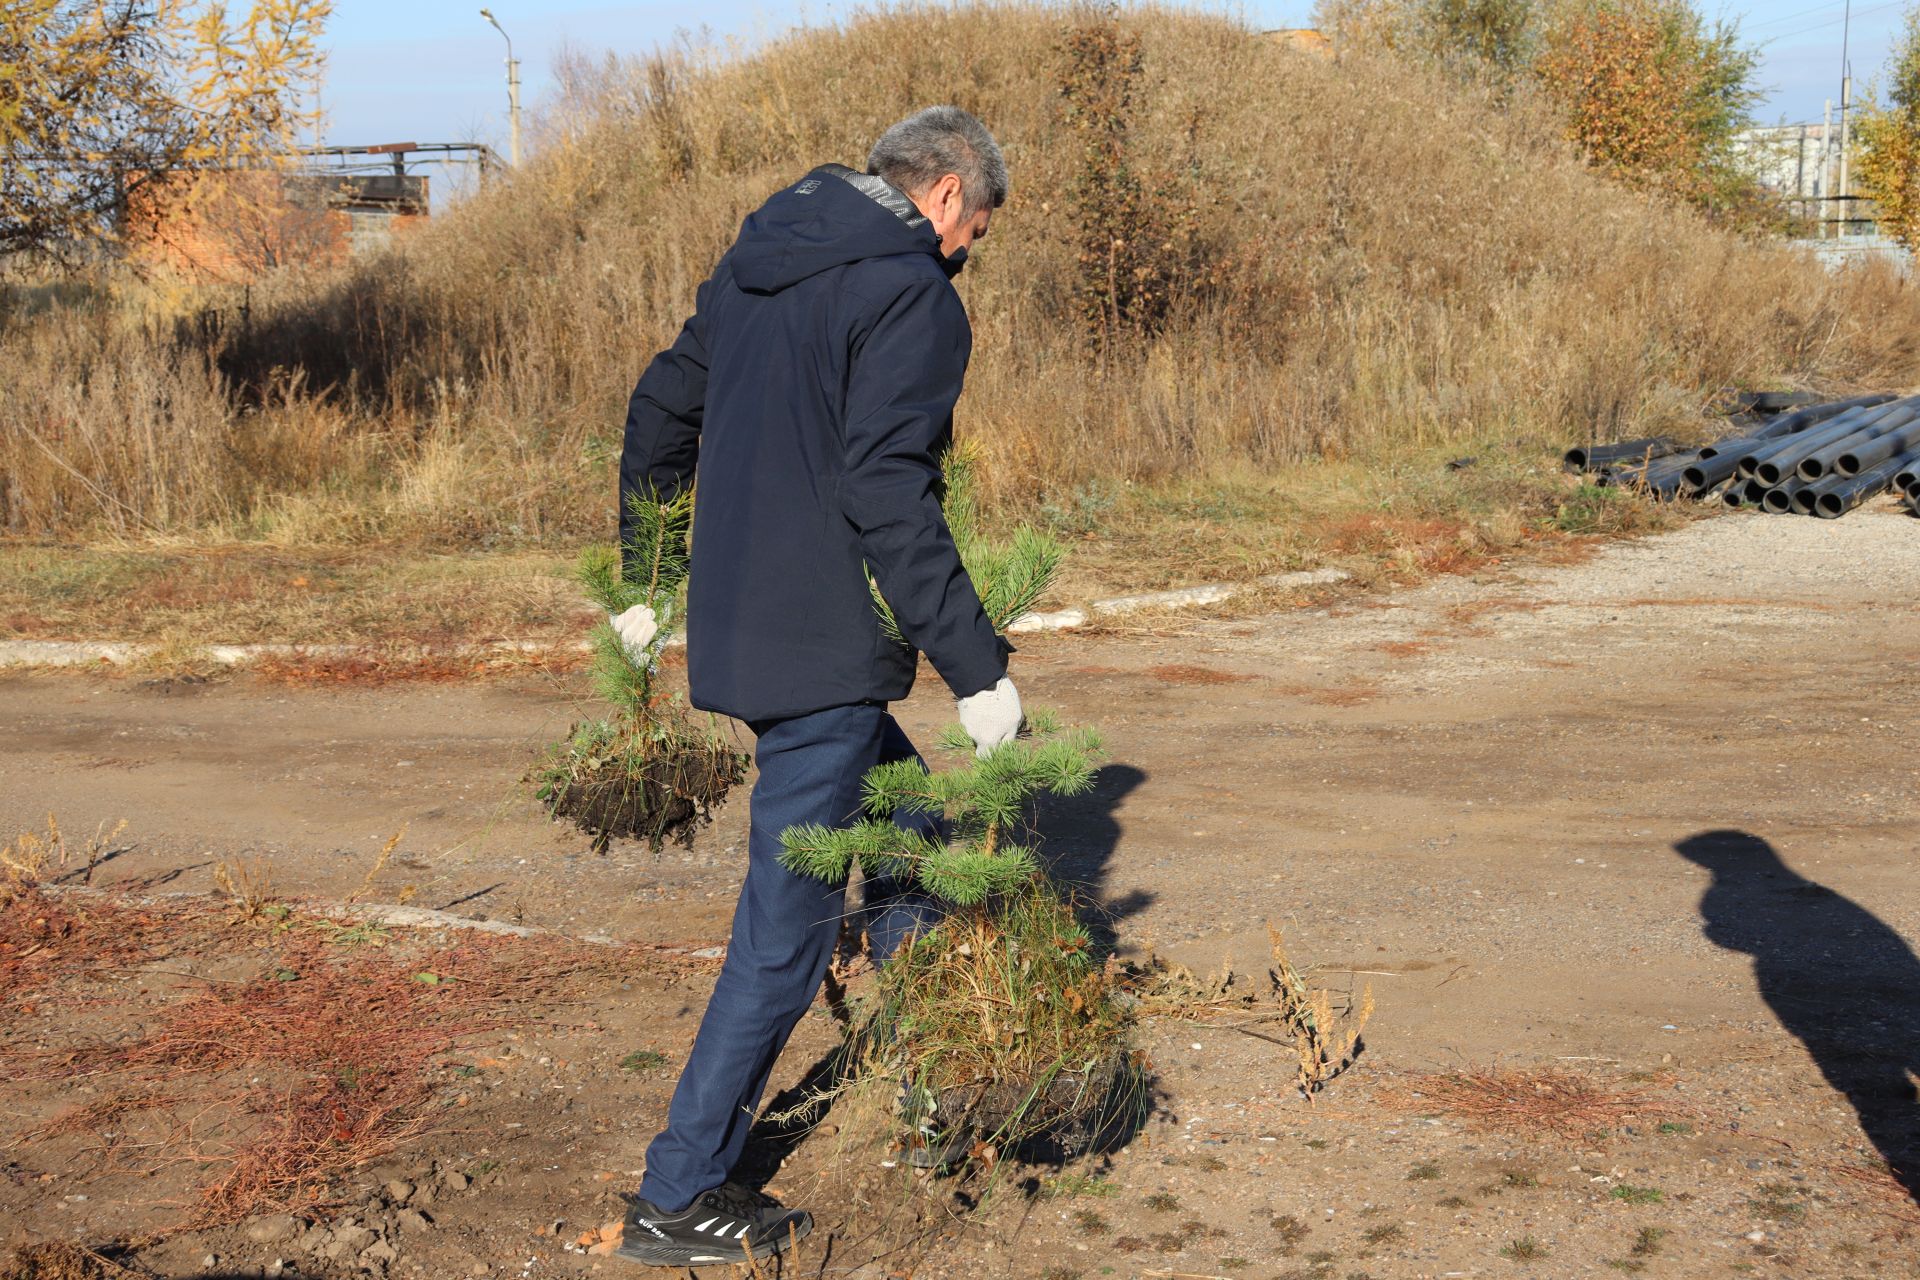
[5,510,1918,1276]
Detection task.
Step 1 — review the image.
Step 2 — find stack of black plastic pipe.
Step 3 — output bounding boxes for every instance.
[1566,393,1920,519]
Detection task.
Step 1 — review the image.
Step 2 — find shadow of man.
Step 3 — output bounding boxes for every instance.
[1033,762,1152,944]
[1676,829,1920,1202]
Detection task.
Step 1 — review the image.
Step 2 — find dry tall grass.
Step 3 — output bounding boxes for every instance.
[3,3,1916,543]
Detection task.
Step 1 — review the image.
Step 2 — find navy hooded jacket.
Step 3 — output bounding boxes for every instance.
[618,165,1010,724]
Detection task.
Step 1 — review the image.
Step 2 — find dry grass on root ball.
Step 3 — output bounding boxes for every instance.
[831,883,1148,1168]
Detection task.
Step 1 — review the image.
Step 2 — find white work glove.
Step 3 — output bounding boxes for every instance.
[956,676,1023,758]
[610,603,659,662]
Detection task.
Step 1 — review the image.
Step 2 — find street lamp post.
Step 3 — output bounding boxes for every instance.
[479,8,522,168]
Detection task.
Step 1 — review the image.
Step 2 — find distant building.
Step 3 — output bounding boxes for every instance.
[1734,123,1839,204]
[1734,123,1906,269]
[127,168,429,281]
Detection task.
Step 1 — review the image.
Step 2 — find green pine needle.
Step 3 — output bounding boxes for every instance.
[918,842,1038,905]
[860,758,946,819]
[872,444,1066,642]
[574,486,696,729]
[620,487,695,611]
[783,707,1102,911]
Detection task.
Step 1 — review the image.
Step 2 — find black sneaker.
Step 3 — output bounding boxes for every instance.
[615,1182,811,1268]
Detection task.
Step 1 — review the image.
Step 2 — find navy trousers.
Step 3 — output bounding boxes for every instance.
[637,703,940,1211]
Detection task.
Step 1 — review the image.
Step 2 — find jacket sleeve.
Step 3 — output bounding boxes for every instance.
[618,271,714,554]
[840,277,1010,700]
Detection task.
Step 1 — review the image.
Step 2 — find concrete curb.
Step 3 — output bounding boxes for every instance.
[40,882,726,956]
[0,567,1350,668]
[1006,566,1350,633]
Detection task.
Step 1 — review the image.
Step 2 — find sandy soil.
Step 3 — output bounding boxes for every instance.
[3,509,1918,1279]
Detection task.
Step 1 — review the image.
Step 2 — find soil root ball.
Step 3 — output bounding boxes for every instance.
[538,720,747,849]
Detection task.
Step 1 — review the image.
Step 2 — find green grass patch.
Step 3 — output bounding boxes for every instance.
[1044,1172,1117,1198]
[1500,1236,1547,1261]
[619,1050,668,1072]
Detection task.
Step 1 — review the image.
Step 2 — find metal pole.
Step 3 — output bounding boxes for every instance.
[480,9,521,167]
[508,55,522,168]
[1821,99,1833,237]
[1838,0,1853,234]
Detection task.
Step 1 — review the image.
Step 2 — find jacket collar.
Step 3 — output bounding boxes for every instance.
[818,163,964,278]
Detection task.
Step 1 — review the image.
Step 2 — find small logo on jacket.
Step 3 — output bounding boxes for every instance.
[794,179,821,195]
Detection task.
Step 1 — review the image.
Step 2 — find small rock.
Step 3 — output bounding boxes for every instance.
[266,1262,287,1279]
[362,1241,399,1265]
[245,1214,299,1244]
[396,1210,434,1233]
[470,1264,490,1276]
[386,1180,416,1203]
[201,1256,217,1270]
[445,1170,470,1192]
[332,1225,378,1254]
[1745,1230,1767,1243]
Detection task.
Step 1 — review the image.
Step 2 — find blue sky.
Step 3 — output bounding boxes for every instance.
[319,0,1911,160]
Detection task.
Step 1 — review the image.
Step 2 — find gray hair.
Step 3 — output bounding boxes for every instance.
[866,106,1008,214]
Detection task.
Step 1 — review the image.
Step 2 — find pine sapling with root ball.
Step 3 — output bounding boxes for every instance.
[535,490,747,850]
[780,460,1142,1168]
[780,711,1144,1167]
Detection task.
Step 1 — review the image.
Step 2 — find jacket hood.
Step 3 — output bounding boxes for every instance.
[731,165,958,293]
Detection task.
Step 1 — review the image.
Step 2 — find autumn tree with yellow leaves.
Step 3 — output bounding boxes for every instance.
[1533,0,1759,213]
[0,0,331,259]
[1856,6,1920,249]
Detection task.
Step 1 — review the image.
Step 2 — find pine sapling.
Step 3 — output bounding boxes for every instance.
[535,490,746,849]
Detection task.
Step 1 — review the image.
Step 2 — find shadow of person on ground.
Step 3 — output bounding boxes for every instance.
[1675,829,1920,1203]
[1032,762,1151,946]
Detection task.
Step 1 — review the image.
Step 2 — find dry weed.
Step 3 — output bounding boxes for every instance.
[1384,1066,1680,1137]
[250,646,587,686]
[3,5,1911,549]
[37,931,605,1226]
[212,857,278,921]
[1145,663,1255,685]
[347,829,404,905]
[1125,923,1372,1098]
[0,890,184,1015]
[1,816,128,897]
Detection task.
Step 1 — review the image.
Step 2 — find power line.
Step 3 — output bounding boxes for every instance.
[1746,1,1852,32]
[1759,0,1906,45]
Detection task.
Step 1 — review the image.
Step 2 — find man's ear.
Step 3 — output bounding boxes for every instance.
[936,173,966,217]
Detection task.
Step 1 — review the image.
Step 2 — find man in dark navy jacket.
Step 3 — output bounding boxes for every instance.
[611,107,1022,1267]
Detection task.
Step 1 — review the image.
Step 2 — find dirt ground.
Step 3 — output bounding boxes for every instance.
[3,509,1918,1279]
